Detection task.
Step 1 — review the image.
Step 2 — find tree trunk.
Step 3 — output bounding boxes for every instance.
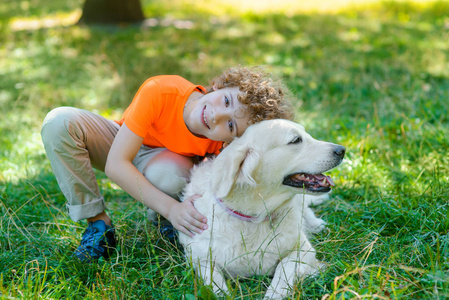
[78,0,145,25]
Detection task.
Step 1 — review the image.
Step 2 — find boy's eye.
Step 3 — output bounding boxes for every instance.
[224,96,230,107]
[228,120,234,132]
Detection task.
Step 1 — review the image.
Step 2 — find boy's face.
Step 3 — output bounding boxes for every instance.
[184,86,250,143]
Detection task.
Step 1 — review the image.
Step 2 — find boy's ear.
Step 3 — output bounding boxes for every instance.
[211,143,259,198]
[212,84,218,91]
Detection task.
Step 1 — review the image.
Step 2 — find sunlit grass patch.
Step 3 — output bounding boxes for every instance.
[9,10,81,31]
[146,0,448,16]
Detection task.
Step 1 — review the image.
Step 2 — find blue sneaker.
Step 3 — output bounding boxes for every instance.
[74,220,117,263]
[152,221,178,244]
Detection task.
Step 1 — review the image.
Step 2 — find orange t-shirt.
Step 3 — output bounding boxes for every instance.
[116,75,223,157]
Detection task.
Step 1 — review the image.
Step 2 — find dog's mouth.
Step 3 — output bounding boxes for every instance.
[283,173,335,193]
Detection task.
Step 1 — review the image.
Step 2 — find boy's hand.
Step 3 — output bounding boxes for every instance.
[167,194,208,237]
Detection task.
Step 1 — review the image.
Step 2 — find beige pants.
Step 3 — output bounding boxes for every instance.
[41,107,193,222]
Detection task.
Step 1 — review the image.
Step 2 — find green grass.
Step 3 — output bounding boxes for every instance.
[1,0,448,299]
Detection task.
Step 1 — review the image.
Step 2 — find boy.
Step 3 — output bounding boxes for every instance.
[41,66,294,262]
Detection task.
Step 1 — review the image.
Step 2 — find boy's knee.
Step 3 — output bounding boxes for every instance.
[41,107,80,142]
[144,160,191,199]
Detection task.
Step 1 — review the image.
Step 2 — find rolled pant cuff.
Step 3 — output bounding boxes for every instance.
[67,198,106,222]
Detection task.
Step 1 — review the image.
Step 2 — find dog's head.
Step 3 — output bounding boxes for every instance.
[210,119,345,199]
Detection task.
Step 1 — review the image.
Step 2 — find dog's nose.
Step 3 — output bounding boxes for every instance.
[333,145,346,159]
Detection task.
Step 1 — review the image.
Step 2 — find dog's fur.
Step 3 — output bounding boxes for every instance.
[178,119,345,299]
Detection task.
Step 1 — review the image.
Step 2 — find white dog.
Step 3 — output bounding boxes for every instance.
[178,119,345,299]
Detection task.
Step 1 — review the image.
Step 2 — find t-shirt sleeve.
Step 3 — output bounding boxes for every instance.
[123,79,163,138]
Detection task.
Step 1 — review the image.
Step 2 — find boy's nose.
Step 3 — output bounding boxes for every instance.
[212,109,226,124]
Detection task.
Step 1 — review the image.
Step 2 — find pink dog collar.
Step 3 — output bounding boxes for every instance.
[214,196,270,223]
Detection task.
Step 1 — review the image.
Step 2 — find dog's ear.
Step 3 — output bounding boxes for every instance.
[211,144,259,198]
[236,148,259,187]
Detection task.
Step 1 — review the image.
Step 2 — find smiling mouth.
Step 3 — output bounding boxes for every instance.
[202,106,210,129]
[283,173,335,193]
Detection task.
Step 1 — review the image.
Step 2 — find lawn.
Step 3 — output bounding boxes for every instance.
[0,0,448,299]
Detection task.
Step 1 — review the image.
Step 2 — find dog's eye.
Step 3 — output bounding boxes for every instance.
[289,136,302,145]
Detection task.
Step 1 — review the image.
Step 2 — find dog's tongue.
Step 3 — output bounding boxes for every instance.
[326,176,335,186]
[315,174,335,186]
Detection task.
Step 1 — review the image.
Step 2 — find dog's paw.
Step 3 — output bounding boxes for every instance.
[308,193,330,206]
[306,218,327,234]
[303,207,326,234]
[294,193,330,207]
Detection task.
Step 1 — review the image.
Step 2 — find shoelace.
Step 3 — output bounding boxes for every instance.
[80,226,105,254]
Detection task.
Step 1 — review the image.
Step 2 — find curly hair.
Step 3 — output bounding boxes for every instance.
[207,66,295,124]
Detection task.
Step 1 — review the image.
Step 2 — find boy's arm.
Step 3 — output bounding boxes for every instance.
[105,123,208,237]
